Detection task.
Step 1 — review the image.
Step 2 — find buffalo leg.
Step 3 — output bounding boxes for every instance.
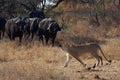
[25,33,30,41]
[12,36,15,40]
[19,37,22,43]
[8,34,12,40]
[45,36,49,45]
[0,31,1,39]
[11,32,15,41]
[2,30,5,38]
[31,32,34,41]
[51,35,56,46]
[39,35,44,43]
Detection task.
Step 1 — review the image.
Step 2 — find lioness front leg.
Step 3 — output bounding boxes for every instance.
[64,53,71,67]
[72,55,87,68]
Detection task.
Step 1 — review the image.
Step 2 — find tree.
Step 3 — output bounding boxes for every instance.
[0,0,17,17]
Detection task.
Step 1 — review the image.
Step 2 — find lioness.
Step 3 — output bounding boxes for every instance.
[59,43,111,68]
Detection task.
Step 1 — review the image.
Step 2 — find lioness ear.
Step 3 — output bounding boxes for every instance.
[59,44,62,47]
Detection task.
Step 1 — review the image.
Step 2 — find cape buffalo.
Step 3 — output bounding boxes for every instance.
[38,18,61,46]
[23,17,43,41]
[5,17,25,43]
[0,16,6,39]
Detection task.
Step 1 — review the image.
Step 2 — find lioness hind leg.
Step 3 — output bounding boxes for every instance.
[92,57,100,68]
[96,56,103,66]
[96,56,103,65]
[99,56,103,65]
[91,53,101,68]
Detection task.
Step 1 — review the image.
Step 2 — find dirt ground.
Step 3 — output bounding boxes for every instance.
[0,38,120,80]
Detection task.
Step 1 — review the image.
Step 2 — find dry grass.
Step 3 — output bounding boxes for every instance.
[0,41,66,80]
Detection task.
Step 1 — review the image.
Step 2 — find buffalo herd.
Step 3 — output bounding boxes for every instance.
[0,11,61,46]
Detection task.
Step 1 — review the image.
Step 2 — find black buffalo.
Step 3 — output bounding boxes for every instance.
[5,17,25,43]
[38,18,61,46]
[23,17,43,41]
[29,10,45,19]
[0,16,6,39]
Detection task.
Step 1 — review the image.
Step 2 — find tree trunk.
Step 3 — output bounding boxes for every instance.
[95,13,100,26]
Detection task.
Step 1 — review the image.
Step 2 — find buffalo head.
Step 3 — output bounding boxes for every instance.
[48,21,61,34]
